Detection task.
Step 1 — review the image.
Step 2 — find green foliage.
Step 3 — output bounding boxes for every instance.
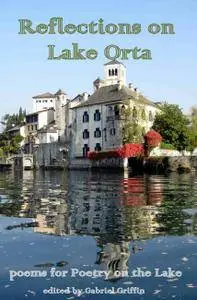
[153,103,190,151]
[187,106,197,151]
[2,107,26,131]
[122,101,144,144]
[0,133,23,157]
[160,142,175,150]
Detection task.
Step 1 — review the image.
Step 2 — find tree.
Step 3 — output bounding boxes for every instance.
[121,101,144,144]
[2,108,26,131]
[0,132,23,157]
[187,106,197,151]
[153,103,190,151]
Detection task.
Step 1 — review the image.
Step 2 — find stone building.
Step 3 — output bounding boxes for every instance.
[71,60,160,158]
[32,89,69,142]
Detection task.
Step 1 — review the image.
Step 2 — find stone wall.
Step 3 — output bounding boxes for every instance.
[143,156,196,173]
[35,142,69,169]
[69,158,91,170]
[69,157,126,169]
[91,157,125,169]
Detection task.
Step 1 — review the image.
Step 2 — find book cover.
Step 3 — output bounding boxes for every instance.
[0,1,197,299]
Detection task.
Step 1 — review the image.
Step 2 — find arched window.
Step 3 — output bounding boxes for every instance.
[142,127,146,136]
[94,110,101,121]
[141,109,146,120]
[115,68,118,76]
[121,105,125,115]
[110,128,116,136]
[133,106,137,118]
[112,69,115,76]
[109,70,111,76]
[114,104,119,116]
[83,111,89,123]
[83,144,89,157]
[95,143,101,151]
[83,129,89,139]
[94,128,101,138]
[149,111,154,121]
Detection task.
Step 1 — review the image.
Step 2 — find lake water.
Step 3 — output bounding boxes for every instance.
[0,170,197,299]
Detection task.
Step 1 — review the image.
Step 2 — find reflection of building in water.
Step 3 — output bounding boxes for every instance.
[33,198,68,235]
[19,196,68,236]
[11,170,69,236]
[95,240,130,281]
[120,176,164,239]
[68,172,165,280]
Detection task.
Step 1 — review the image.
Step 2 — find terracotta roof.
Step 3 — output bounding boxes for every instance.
[26,108,54,117]
[32,92,55,99]
[73,84,156,108]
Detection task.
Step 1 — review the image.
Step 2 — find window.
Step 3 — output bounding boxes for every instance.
[35,125,38,130]
[133,106,137,118]
[149,111,154,121]
[45,100,48,103]
[95,143,101,151]
[83,111,89,123]
[114,105,119,116]
[109,70,111,76]
[115,68,118,76]
[50,99,53,102]
[141,109,146,120]
[83,129,89,139]
[28,125,30,131]
[94,128,101,138]
[83,144,89,157]
[112,69,115,76]
[103,128,107,142]
[39,100,41,103]
[110,128,116,136]
[31,125,34,130]
[121,105,125,115]
[94,110,101,121]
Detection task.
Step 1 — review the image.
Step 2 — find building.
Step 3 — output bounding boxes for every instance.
[37,124,59,144]
[23,108,55,151]
[71,60,160,158]
[32,89,69,142]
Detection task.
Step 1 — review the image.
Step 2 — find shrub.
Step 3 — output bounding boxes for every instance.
[160,142,175,150]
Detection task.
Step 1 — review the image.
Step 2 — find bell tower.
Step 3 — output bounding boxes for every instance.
[104,60,126,86]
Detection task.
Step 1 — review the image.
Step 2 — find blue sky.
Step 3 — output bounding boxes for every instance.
[0,0,196,119]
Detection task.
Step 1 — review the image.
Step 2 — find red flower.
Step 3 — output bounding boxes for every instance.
[144,130,162,148]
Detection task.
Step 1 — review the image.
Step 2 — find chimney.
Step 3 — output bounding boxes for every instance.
[82,92,89,102]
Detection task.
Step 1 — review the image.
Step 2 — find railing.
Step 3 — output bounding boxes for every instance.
[106,115,125,122]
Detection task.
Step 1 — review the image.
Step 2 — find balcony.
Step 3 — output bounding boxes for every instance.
[106,115,125,122]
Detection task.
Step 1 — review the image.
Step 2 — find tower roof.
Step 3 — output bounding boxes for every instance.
[55,89,66,95]
[93,77,105,85]
[104,60,125,66]
[32,92,55,99]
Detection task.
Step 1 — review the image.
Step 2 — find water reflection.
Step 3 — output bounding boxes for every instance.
[0,169,197,282]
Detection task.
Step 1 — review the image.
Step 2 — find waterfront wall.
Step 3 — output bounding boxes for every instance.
[143,156,196,173]
[35,142,69,169]
[69,156,197,172]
